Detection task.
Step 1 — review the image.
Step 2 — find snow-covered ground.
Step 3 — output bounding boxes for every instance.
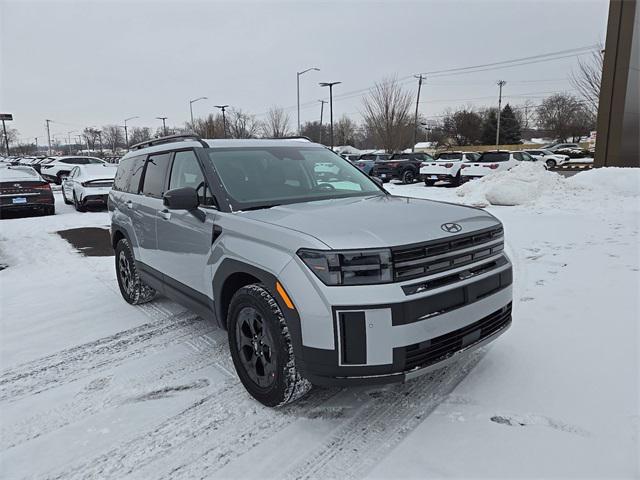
[1,167,638,479]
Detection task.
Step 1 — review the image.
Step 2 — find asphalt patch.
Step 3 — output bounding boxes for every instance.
[57,227,113,257]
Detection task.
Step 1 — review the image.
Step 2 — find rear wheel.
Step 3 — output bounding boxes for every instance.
[42,205,55,216]
[401,169,416,184]
[61,186,72,205]
[115,238,156,305]
[73,191,86,212]
[56,172,69,185]
[227,284,311,407]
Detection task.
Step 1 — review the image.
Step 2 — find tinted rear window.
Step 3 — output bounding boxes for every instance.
[142,152,172,198]
[436,153,462,160]
[478,152,510,162]
[113,155,146,193]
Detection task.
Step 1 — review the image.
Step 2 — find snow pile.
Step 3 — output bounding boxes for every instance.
[456,164,640,206]
[456,163,570,206]
[567,166,640,197]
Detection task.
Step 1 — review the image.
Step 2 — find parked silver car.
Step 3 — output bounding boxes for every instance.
[109,135,513,407]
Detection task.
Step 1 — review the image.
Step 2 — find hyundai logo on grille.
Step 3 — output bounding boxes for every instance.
[441,222,462,233]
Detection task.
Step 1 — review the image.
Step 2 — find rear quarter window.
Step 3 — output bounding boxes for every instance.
[113,155,146,194]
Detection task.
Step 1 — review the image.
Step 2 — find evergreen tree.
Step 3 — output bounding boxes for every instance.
[481,109,498,145]
[500,104,522,144]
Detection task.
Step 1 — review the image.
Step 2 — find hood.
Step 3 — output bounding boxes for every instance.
[239,194,500,249]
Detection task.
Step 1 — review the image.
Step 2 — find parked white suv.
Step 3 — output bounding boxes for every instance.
[61,164,118,211]
[40,156,105,184]
[420,151,480,186]
[460,150,537,183]
[524,149,569,168]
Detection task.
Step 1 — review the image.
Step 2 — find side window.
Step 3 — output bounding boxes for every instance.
[142,152,172,198]
[168,150,214,206]
[521,152,535,162]
[70,167,79,177]
[113,155,146,194]
[513,153,523,161]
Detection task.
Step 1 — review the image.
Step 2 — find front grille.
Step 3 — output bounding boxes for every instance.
[392,226,504,281]
[404,303,512,371]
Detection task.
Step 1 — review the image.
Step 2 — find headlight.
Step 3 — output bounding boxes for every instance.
[297,248,393,285]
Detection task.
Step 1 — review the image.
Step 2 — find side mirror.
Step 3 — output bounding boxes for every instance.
[163,187,199,210]
[370,176,384,188]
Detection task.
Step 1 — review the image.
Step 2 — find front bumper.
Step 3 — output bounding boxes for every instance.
[279,252,513,386]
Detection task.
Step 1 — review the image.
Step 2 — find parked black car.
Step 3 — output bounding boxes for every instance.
[371,152,434,184]
[0,166,55,217]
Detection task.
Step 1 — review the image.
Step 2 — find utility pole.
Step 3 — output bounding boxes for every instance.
[123,116,139,150]
[495,80,506,147]
[412,74,426,152]
[319,82,341,150]
[97,130,103,155]
[297,67,320,134]
[0,113,12,155]
[214,105,229,138]
[45,119,52,155]
[35,137,38,153]
[318,100,327,144]
[156,117,168,136]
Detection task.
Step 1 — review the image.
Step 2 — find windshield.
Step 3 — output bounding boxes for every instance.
[435,153,462,161]
[207,146,384,209]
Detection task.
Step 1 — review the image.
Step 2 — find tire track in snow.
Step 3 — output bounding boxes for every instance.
[1,300,234,449]
[282,352,484,480]
[48,382,340,480]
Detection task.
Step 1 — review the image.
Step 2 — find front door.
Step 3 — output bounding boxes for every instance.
[155,150,218,297]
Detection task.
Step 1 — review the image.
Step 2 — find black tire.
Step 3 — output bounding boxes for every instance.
[401,169,416,184]
[227,284,311,407]
[115,238,156,305]
[452,172,462,187]
[61,187,72,205]
[42,205,55,216]
[73,191,86,212]
[545,159,556,169]
[424,179,436,186]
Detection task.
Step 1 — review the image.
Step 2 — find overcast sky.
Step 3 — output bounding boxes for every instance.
[1,0,608,143]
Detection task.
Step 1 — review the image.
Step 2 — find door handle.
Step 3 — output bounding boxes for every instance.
[125,200,133,209]
[159,209,171,221]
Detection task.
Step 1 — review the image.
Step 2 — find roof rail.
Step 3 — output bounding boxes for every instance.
[130,134,209,150]
[263,136,312,142]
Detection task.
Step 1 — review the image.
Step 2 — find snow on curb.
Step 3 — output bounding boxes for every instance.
[455,164,639,207]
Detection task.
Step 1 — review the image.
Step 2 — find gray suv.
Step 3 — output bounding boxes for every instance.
[109,135,513,407]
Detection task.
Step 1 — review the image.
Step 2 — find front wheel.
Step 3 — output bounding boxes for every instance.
[545,159,556,169]
[227,284,311,407]
[115,238,156,305]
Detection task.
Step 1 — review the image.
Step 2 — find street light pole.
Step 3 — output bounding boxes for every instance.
[189,96,208,128]
[156,116,168,136]
[412,74,426,152]
[214,105,229,138]
[67,131,75,155]
[297,67,320,134]
[45,119,52,155]
[319,81,341,150]
[495,80,506,146]
[318,100,327,144]
[124,116,139,150]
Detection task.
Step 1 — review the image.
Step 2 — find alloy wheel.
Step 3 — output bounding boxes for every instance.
[235,306,277,388]
[118,251,133,295]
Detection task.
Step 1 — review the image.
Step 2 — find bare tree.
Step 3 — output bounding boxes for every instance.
[260,106,292,138]
[189,114,225,138]
[82,127,101,150]
[1,127,19,153]
[537,93,595,142]
[128,127,152,146]
[227,108,260,139]
[102,124,124,153]
[513,100,537,131]
[334,116,358,146]
[362,77,414,152]
[570,47,604,115]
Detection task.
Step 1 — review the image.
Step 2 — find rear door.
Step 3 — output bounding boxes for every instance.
[155,149,218,297]
[136,151,173,270]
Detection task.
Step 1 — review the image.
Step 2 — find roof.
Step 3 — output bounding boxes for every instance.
[121,136,324,160]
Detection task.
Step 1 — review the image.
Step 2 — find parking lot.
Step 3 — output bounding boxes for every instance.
[1,171,637,478]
